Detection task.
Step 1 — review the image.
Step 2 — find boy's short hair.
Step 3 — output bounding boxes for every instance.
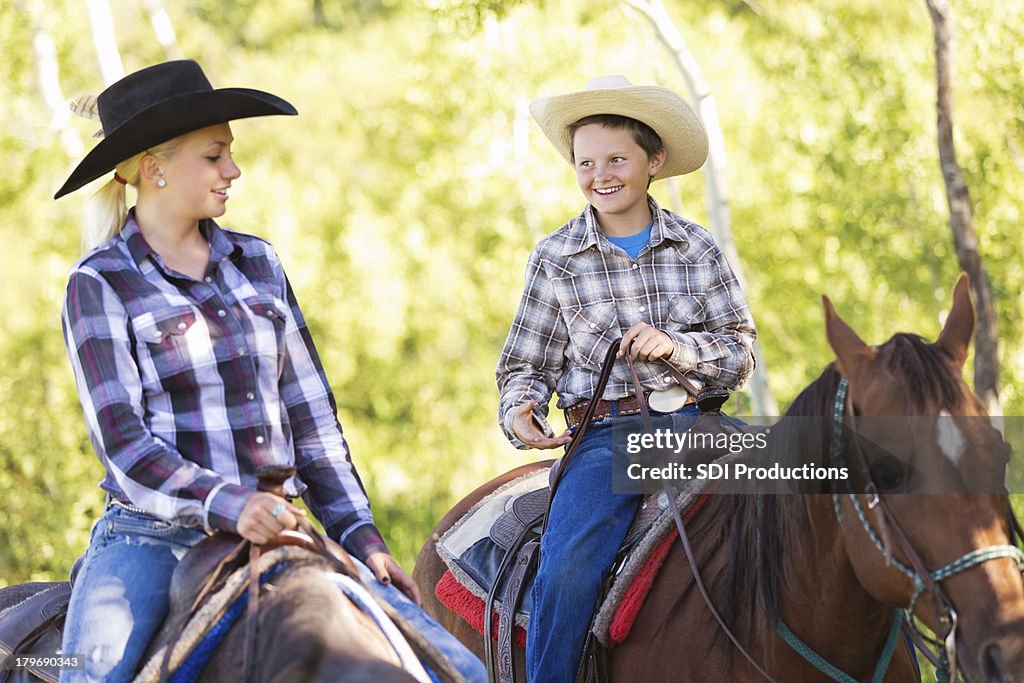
[567,114,665,162]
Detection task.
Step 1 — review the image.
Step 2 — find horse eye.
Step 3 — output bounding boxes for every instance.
[870,455,908,492]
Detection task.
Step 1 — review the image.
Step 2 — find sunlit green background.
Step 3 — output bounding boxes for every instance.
[2,5,1021,674]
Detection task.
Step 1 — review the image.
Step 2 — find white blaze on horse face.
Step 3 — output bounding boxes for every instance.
[937,410,966,465]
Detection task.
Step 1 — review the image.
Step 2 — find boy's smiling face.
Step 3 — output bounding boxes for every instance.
[572,123,666,236]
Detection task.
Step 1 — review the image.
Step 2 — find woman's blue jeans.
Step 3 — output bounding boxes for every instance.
[59,505,207,683]
[353,560,487,682]
[526,403,699,683]
[60,505,485,683]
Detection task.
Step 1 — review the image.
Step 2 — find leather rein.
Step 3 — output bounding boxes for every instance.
[544,340,701,526]
[621,351,782,683]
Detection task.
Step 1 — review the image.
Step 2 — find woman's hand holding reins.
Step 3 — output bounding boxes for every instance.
[618,323,674,362]
[511,400,572,449]
[237,492,306,545]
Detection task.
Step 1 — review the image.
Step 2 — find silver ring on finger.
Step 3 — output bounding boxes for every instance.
[271,503,285,519]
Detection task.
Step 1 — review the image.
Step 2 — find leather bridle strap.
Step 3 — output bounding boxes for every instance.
[542,340,625,535]
[241,467,362,680]
[624,352,781,683]
[660,362,702,399]
[544,340,703,526]
[243,543,262,682]
[157,484,364,682]
[831,386,964,678]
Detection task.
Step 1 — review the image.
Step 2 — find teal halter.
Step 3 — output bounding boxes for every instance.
[777,612,903,683]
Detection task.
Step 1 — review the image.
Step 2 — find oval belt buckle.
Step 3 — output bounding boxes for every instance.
[647,385,691,413]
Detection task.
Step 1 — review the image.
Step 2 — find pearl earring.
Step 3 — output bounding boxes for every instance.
[157,178,166,188]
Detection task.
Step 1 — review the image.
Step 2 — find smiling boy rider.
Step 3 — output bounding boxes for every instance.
[495,75,757,682]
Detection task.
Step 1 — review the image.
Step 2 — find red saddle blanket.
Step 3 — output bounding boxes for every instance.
[434,492,711,648]
[435,569,527,647]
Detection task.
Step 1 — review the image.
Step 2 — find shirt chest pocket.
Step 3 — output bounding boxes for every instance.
[242,294,289,372]
[565,302,620,369]
[130,307,198,390]
[667,294,706,331]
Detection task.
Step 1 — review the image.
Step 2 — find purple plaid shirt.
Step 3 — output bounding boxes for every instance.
[62,211,386,561]
[497,197,757,448]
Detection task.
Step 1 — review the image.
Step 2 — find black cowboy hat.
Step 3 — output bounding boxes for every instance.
[54,60,297,199]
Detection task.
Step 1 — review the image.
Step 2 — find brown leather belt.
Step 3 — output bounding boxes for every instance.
[566,393,695,429]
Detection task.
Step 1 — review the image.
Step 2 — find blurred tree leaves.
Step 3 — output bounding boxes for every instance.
[0,0,1021,583]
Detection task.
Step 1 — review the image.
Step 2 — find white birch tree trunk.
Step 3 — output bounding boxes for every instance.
[27,0,83,159]
[86,0,124,85]
[624,0,778,416]
[144,0,183,59]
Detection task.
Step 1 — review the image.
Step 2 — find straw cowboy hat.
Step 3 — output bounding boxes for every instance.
[529,75,708,180]
[54,60,297,199]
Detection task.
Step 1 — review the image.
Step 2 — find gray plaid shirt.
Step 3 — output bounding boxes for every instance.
[496,197,756,448]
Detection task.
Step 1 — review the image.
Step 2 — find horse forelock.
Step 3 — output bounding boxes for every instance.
[877,333,967,412]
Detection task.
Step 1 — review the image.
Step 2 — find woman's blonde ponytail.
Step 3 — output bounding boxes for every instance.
[83,174,129,253]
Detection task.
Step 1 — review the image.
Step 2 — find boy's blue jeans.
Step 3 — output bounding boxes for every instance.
[526,403,699,683]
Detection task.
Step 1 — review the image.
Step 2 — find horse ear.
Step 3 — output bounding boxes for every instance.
[823,295,874,379]
[934,273,974,370]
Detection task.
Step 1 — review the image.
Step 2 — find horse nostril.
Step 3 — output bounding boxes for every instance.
[980,641,1008,683]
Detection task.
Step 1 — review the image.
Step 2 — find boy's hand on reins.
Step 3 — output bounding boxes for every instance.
[237,492,306,544]
[511,400,572,449]
[619,323,674,362]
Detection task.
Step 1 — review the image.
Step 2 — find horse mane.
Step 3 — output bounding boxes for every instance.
[717,332,965,648]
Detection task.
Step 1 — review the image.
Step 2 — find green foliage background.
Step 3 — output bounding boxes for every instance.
[1,0,1021,638]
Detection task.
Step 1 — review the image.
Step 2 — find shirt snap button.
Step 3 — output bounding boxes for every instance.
[237,348,246,356]
[177,322,187,330]
[255,436,265,444]
[589,323,597,329]
[246,392,255,401]
[217,309,227,317]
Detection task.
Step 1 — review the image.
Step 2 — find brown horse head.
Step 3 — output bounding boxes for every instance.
[823,274,1023,683]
